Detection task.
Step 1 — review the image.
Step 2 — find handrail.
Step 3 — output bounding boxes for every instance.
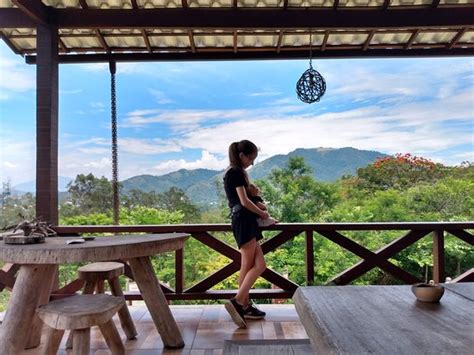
[1,222,473,301]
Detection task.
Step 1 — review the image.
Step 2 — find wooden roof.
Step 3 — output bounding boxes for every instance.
[0,0,473,63]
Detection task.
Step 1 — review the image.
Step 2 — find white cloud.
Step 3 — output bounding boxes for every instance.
[0,140,35,185]
[0,53,35,100]
[120,138,181,155]
[148,89,174,104]
[60,89,83,95]
[151,150,227,176]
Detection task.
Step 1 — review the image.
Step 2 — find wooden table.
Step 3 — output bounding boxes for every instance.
[0,233,188,355]
[293,284,474,354]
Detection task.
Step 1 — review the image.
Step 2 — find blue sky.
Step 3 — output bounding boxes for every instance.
[0,41,473,186]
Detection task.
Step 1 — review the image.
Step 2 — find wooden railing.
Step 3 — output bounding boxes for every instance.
[1,222,473,301]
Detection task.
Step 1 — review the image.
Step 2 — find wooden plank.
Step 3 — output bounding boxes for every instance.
[124,288,294,300]
[305,230,314,285]
[12,0,50,25]
[129,256,184,348]
[185,262,240,293]
[329,230,428,285]
[293,285,474,354]
[52,222,474,235]
[0,234,188,264]
[444,282,474,301]
[445,229,474,246]
[432,230,445,284]
[175,248,184,293]
[35,24,59,225]
[2,8,472,29]
[318,230,421,284]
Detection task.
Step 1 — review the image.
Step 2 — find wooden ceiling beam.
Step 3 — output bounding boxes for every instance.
[333,0,339,10]
[182,0,188,8]
[25,47,474,64]
[321,31,330,51]
[0,31,21,54]
[382,0,391,10]
[233,30,237,53]
[2,8,473,29]
[58,37,69,53]
[188,29,196,53]
[78,0,89,9]
[405,28,420,49]
[431,0,440,8]
[363,30,375,51]
[95,29,110,53]
[448,27,467,49]
[11,0,51,25]
[142,29,152,53]
[276,30,284,53]
[131,0,139,9]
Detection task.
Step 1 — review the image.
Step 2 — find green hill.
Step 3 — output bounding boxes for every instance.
[250,147,386,181]
[121,147,387,206]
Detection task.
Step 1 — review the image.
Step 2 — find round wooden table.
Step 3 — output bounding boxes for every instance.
[0,233,188,355]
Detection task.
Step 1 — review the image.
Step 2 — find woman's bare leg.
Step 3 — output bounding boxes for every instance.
[235,241,266,305]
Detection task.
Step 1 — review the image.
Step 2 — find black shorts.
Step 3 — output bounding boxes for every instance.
[231,207,263,249]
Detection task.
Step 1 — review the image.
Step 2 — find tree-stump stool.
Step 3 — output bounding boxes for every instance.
[37,294,125,355]
[66,261,137,349]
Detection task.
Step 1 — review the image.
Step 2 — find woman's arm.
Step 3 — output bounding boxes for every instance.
[256,201,267,211]
[236,186,269,218]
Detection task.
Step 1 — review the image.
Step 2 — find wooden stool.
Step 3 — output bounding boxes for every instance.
[66,262,137,348]
[37,294,125,355]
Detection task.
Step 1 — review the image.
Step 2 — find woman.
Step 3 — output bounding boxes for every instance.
[223,140,269,328]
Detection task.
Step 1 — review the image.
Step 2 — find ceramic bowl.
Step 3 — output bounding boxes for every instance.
[411,283,445,303]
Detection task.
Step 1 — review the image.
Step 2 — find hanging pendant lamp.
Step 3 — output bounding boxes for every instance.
[296,31,326,104]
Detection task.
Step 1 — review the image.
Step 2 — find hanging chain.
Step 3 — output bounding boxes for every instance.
[309,31,313,69]
[110,61,119,225]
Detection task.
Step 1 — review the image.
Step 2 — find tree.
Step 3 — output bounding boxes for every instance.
[157,187,201,223]
[63,173,115,216]
[355,153,447,191]
[258,156,339,222]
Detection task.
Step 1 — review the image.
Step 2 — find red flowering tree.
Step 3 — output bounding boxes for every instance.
[356,153,447,191]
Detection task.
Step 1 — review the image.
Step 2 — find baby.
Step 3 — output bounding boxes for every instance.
[247,183,277,227]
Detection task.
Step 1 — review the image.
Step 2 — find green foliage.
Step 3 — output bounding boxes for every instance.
[62,174,201,222]
[355,153,447,191]
[63,173,115,216]
[1,154,472,312]
[258,156,339,222]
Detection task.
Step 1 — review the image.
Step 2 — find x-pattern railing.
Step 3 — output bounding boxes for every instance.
[0,222,472,301]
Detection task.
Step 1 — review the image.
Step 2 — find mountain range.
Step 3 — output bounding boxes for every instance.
[10,147,387,205]
[121,147,386,205]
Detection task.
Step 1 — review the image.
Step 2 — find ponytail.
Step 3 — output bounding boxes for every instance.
[229,142,240,168]
[228,140,258,168]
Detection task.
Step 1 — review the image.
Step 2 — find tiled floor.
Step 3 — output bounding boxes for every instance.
[20,304,309,354]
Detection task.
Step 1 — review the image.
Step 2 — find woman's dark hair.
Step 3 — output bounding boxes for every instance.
[228,140,258,168]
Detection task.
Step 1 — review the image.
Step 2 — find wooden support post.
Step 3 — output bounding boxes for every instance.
[36,24,59,225]
[175,247,184,293]
[433,230,445,284]
[305,230,315,286]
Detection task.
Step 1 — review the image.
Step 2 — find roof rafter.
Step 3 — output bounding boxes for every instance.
[0,31,20,54]
[188,29,196,53]
[448,27,467,49]
[95,29,110,53]
[363,30,375,51]
[142,29,152,53]
[11,0,51,25]
[405,29,421,49]
[1,8,473,29]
